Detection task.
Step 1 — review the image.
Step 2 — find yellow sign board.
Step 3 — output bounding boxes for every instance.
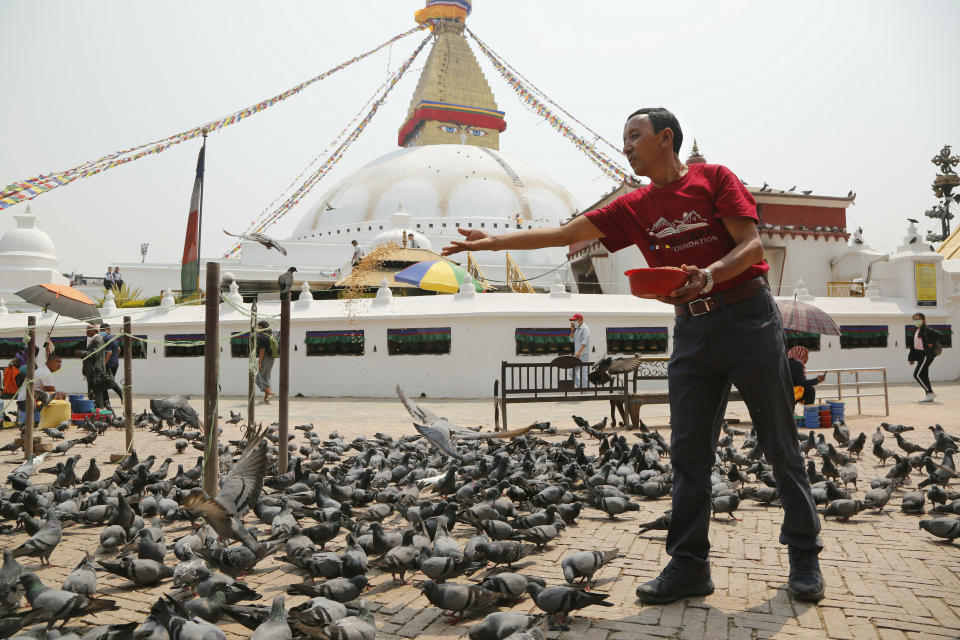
[915,262,937,307]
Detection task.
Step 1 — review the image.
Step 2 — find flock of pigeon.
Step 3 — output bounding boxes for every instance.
[0,386,958,640]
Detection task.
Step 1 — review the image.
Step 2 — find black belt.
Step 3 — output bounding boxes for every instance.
[675,277,766,318]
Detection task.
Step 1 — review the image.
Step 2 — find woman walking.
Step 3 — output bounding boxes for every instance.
[908,312,940,403]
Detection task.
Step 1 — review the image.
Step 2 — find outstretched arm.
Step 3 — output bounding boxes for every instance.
[441,215,605,256]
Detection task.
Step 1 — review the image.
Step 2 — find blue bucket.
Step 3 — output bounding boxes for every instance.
[68,394,86,411]
[73,399,94,414]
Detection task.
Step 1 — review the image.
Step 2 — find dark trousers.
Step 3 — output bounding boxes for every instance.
[801,384,816,405]
[666,286,822,572]
[105,365,123,402]
[86,376,108,410]
[913,355,933,393]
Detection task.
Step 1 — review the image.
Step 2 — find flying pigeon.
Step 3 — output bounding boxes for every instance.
[223,230,287,255]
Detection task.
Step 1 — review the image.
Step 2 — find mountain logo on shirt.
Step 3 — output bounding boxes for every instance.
[649,211,709,239]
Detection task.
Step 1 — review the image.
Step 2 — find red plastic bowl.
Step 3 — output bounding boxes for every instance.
[624,267,689,297]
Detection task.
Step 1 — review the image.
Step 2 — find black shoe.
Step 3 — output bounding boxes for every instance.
[787,546,825,601]
[636,563,714,604]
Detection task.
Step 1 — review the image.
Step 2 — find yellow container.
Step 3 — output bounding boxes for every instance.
[39,399,72,429]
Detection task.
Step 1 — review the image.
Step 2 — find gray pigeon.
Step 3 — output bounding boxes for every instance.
[478,573,546,603]
[369,530,419,583]
[526,582,612,628]
[182,586,228,623]
[223,230,288,256]
[918,518,960,542]
[419,555,474,583]
[287,576,369,603]
[18,572,118,628]
[97,557,173,586]
[288,596,348,627]
[474,541,534,569]
[901,491,926,514]
[62,553,98,597]
[278,267,297,295]
[863,485,894,512]
[13,512,62,566]
[251,595,292,640]
[181,436,268,543]
[560,549,624,586]
[819,499,864,521]
[0,550,23,613]
[468,611,537,640]
[99,525,127,551]
[151,594,227,640]
[395,385,470,460]
[420,580,500,619]
[312,610,376,640]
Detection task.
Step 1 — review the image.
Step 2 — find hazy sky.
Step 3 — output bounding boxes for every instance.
[2,1,958,277]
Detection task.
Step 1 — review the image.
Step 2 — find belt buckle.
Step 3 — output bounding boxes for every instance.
[688,297,718,317]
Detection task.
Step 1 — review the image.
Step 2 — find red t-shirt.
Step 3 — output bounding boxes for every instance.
[584,163,768,294]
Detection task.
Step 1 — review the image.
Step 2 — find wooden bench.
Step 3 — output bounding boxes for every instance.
[494,356,743,430]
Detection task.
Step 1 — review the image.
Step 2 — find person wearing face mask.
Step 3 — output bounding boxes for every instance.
[908,312,941,403]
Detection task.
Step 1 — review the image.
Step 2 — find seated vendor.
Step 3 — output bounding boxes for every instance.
[16,352,64,414]
[787,346,825,406]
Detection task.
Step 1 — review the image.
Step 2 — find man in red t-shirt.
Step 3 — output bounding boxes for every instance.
[443,108,824,604]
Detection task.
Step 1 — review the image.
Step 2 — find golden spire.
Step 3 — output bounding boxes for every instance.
[399,1,505,150]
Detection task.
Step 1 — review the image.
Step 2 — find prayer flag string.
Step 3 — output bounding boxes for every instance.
[466,28,631,183]
[465,28,622,158]
[223,33,433,257]
[0,25,425,211]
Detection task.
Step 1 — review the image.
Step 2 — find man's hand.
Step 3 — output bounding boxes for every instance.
[909,361,914,366]
[654,264,708,305]
[817,373,827,383]
[442,228,495,256]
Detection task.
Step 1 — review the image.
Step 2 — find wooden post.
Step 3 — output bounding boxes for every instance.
[247,298,257,432]
[203,262,220,496]
[23,316,36,459]
[123,316,133,451]
[278,291,290,474]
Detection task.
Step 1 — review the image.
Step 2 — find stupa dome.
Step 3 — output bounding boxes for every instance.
[290,145,579,240]
[0,206,59,268]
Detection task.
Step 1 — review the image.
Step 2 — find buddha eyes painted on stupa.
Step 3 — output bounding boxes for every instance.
[467,129,487,137]
[438,124,460,134]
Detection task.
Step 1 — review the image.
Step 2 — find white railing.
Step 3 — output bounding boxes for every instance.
[805,367,889,416]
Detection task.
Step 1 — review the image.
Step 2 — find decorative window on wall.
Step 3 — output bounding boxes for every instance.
[164,334,205,357]
[387,328,450,355]
[0,336,26,359]
[905,324,952,349]
[605,327,668,354]
[785,330,822,352]
[230,332,253,358]
[839,325,888,349]
[306,330,364,356]
[514,328,574,356]
[50,335,87,358]
[119,335,148,360]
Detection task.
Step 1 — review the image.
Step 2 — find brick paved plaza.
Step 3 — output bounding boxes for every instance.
[2,381,958,640]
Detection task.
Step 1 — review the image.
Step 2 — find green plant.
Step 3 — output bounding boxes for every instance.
[122,300,146,308]
[144,296,162,307]
[97,283,145,307]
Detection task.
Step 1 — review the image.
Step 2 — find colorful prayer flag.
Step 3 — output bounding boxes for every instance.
[180,145,205,295]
